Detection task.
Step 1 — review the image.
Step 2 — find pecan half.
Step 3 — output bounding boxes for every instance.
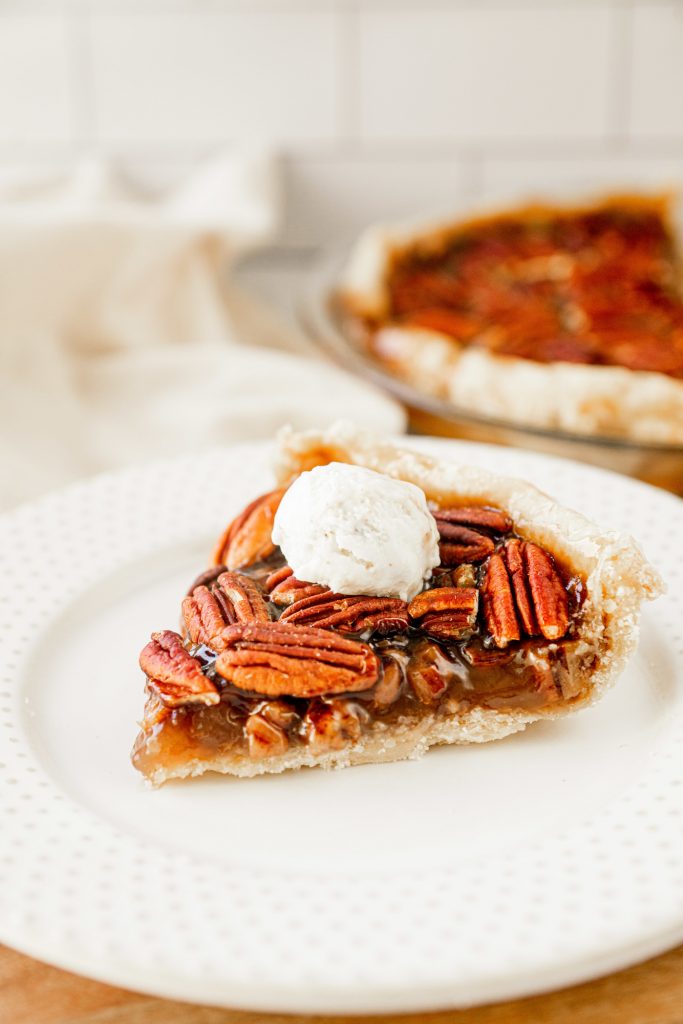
[504,538,537,635]
[373,654,405,709]
[481,552,522,648]
[139,630,220,707]
[524,542,570,641]
[182,586,227,649]
[433,506,512,566]
[408,586,479,641]
[461,640,514,667]
[452,563,477,588]
[280,590,409,635]
[304,699,365,753]
[245,713,289,759]
[266,566,328,607]
[214,572,271,624]
[258,699,300,731]
[265,565,293,591]
[551,640,589,700]
[211,487,286,569]
[140,692,172,730]
[482,541,570,648]
[406,640,450,703]
[214,622,379,698]
[434,506,512,533]
[182,572,270,651]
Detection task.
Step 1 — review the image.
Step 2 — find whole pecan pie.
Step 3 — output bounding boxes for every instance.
[131,425,662,784]
[339,194,683,443]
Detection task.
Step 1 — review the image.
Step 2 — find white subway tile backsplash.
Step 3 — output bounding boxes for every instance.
[0,15,72,144]
[358,6,614,143]
[0,0,681,256]
[479,155,683,205]
[89,12,341,145]
[629,3,683,140]
[283,155,469,247]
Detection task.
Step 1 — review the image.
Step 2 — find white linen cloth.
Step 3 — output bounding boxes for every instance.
[0,152,404,509]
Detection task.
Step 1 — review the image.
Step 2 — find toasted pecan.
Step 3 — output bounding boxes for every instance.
[245,713,289,759]
[214,572,271,625]
[182,572,270,651]
[372,655,405,709]
[304,699,365,753]
[504,538,537,635]
[406,640,450,703]
[434,506,512,533]
[481,552,521,648]
[482,541,570,647]
[280,590,409,635]
[438,528,495,566]
[212,487,286,569]
[523,542,570,640]
[461,641,515,667]
[266,566,328,607]
[408,586,479,641]
[433,505,511,566]
[139,630,220,707]
[214,622,380,698]
[258,699,300,731]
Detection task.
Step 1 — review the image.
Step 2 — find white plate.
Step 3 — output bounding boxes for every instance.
[1,438,682,1014]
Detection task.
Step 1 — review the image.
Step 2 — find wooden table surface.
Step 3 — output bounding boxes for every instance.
[2,944,683,1024]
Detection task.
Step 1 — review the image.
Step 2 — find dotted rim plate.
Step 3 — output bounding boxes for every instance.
[0,438,682,1014]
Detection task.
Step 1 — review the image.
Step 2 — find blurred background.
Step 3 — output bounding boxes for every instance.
[2,1,675,247]
[1,0,682,507]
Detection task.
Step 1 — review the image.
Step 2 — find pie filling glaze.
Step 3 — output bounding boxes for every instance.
[360,198,683,377]
[132,486,590,782]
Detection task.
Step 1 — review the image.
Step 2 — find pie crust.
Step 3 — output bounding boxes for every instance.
[132,425,663,784]
[338,194,683,444]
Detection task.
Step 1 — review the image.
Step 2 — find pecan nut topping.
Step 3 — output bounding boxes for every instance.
[279,589,409,635]
[408,586,479,641]
[245,713,289,759]
[211,487,286,569]
[452,563,477,588]
[214,572,270,624]
[214,622,380,698]
[461,641,515,667]
[373,654,405,709]
[482,540,570,648]
[140,693,173,729]
[504,538,537,636]
[481,552,521,648]
[139,630,220,707]
[266,565,328,607]
[524,542,570,641]
[258,699,300,731]
[304,699,366,753]
[433,506,512,566]
[182,572,270,651]
[406,640,450,703]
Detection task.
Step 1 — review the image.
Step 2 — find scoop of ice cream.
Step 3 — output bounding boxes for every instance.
[272,462,440,601]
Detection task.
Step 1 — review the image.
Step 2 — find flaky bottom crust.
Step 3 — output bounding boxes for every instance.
[143,424,663,784]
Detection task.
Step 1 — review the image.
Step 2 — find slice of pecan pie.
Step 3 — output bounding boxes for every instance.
[338,193,683,443]
[132,425,662,784]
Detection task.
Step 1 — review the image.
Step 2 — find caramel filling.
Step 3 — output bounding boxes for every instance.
[132,501,588,778]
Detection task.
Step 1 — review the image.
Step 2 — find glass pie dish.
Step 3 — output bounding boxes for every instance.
[300,250,683,496]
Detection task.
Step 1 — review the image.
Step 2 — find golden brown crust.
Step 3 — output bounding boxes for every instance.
[145,424,663,784]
